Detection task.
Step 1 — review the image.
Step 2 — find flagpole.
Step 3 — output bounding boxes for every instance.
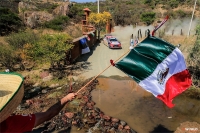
[97,0,99,13]
[76,36,147,94]
[188,0,197,36]
[76,49,130,94]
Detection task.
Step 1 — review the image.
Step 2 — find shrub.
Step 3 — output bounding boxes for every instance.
[43,16,69,31]
[5,30,39,49]
[175,10,187,18]
[144,0,150,4]
[183,86,200,99]
[36,3,59,13]
[168,0,179,8]
[0,45,17,70]
[140,12,156,25]
[0,7,22,35]
[31,34,73,68]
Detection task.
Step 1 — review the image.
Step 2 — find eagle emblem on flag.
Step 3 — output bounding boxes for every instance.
[157,68,169,85]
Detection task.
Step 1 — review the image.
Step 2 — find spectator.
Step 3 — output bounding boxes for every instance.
[5,69,9,73]
[135,37,140,46]
[130,38,134,49]
[0,72,77,133]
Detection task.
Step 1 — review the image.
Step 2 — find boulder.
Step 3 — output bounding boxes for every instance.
[25,11,54,28]
[52,2,70,16]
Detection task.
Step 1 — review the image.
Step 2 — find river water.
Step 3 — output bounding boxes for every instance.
[91,77,200,133]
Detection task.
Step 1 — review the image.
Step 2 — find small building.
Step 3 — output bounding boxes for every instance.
[82,8,95,35]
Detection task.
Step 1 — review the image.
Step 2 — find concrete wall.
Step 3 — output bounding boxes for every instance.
[70,30,96,62]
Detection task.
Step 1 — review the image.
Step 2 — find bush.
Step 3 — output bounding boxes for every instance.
[36,3,59,13]
[0,45,17,70]
[0,7,22,35]
[143,0,152,4]
[5,30,39,49]
[168,0,179,8]
[140,12,156,25]
[175,10,187,18]
[31,34,73,68]
[183,86,200,99]
[43,16,69,31]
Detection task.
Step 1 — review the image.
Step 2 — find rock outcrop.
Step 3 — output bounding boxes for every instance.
[52,2,70,16]
[18,2,38,13]
[18,2,70,28]
[24,11,54,28]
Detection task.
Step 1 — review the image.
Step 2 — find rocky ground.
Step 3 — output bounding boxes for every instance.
[14,76,137,133]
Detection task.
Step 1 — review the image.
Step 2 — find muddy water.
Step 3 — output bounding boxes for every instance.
[91,77,200,133]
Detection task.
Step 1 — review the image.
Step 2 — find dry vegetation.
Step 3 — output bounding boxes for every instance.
[0,37,7,45]
[163,35,197,58]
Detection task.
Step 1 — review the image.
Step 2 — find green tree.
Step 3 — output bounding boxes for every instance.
[89,11,111,39]
[112,4,132,26]
[31,34,73,68]
[68,4,83,23]
[140,12,156,25]
[0,7,22,35]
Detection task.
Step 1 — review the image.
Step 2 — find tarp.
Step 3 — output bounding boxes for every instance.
[79,38,90,54]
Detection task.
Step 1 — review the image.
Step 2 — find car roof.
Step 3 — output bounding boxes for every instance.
[105,34,112,36]
[106,35,113,38]
[109,37,117,40]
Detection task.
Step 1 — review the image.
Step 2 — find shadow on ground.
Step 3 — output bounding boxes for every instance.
[77,40,101,62]
[149,124,174,133]
[72,40,101,72]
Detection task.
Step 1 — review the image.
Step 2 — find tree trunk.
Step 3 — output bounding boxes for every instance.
[98,30,100,40]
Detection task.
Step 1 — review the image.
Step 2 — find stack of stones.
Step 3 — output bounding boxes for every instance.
[45,79,137,133]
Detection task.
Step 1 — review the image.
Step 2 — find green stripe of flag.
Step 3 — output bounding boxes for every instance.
[115,36,175,83]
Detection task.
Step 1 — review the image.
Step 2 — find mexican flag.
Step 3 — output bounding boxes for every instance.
[115,36,192,108]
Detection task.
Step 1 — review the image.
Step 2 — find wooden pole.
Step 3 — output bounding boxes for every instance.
[76,49,130,94]
[76,37,147,94]
[188,0,197,36]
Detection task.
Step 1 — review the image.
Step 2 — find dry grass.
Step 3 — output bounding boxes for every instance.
[163,35,196,46]
[33,29,62,35]
[154,4,200,17]
[163,35,197,58]
[32,24,82,38]
[0,37,7,45]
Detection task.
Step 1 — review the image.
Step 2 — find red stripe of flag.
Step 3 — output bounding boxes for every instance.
[157,69,192,108]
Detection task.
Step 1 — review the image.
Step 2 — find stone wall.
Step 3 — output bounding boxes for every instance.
[71,30,96,62]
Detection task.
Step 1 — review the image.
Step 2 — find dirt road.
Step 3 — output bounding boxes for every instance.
[78,31,132,79]
[77,25,195,80]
